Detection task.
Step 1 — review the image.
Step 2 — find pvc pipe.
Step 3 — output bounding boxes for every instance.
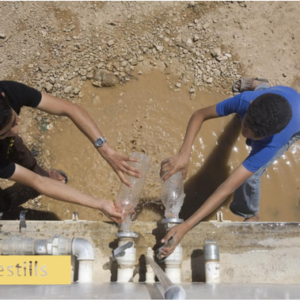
[146,255,186,300]
[116,239,136,283]
[204,240,220,283]
[78,261,93,283]
[164,244,182,283]
[72,238,95,261]
[0,235,95,283]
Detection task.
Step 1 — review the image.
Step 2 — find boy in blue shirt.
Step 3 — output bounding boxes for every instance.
[159,78,300,258]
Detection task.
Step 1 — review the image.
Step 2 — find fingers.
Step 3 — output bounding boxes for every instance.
[162,169,176,182]
[161,230,174,244]
[128,157,139,162]
[118,171,131,187]
[123,163,141,177]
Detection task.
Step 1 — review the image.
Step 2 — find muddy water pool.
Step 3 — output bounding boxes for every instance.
[42,71,300,222]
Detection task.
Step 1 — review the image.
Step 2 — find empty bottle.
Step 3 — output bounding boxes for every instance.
[161,172,185,219]
[115,152,150,232]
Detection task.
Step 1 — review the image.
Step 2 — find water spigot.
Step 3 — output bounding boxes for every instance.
[111,241,133,261]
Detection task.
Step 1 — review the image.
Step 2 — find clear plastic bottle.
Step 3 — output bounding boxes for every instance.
[161,171,185,219]
[115,152,150,232]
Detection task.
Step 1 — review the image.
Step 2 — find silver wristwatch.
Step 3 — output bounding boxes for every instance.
[94,137,106,148]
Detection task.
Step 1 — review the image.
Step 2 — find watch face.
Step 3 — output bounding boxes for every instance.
[95,137,106,147]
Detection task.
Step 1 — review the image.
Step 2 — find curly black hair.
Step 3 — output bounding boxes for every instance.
[245,93,292,138]
[0,93,12,131]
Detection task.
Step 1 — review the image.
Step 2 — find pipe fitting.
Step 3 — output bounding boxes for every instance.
[72,238,95,261]
[164,244,182,283]
[204,239,220,283]
[1,236,34,255]
[116,238,136,283]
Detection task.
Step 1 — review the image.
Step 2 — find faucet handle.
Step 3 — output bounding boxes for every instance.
[111,241,133,261]
[19,210,28,234]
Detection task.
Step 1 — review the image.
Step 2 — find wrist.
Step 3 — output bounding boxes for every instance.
[97,142,110,156]
[179,147,191,158]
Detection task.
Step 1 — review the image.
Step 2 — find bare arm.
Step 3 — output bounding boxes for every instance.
[160,164,254,256]
[161,105,220,180]
[37,93,140,186]
[10,164,123,223]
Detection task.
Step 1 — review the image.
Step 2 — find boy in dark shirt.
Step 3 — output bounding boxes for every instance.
[0,81,140,222]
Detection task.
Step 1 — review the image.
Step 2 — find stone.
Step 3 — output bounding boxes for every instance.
[211,47,222,57]
[79,69,87,76]
[44,83,53,92]
[137,56,144,62]
[87,72,94,79]
[0,33,6,39]
[175,82,182,88]
[186,38,193,48]
[107,40,114,46]
[203,23,210,30]
[155,45,164,52]
[138,71,143,75]
[193,35,200,42]
[73,87,80,95]
[94,69,118,87]
[64,86,73,94]
[49,77,56,84]
[189,87,195,93]
[39,65,49,73]
[206,77,213,84]
[283,73,287,77]
[121,61,128,67]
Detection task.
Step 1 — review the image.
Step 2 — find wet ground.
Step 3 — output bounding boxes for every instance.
[39,70,300,222]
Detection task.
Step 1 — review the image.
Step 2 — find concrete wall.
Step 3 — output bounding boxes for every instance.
[1,220,300,284]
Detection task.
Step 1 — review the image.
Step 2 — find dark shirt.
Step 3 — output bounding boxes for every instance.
[0,81,42,178]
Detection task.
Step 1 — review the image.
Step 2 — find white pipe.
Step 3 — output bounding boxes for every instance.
[164,244,182,283]
[116,239,136,283]
[0,235,95,283]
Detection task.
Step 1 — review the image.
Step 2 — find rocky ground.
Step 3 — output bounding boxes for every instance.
[0,1,299,220]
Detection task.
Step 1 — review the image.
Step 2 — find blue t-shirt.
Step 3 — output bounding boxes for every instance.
[216,86,300,172]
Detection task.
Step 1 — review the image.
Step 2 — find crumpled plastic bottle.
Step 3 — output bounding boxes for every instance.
[115,152,150,232]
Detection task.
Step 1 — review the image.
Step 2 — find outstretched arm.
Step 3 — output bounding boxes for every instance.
[37,93,140,186]
[161,104,220,181]
[160,164,254,257]
[10,164,122,223]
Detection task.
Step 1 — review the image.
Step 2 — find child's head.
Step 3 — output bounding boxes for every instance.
[242,93,292,140]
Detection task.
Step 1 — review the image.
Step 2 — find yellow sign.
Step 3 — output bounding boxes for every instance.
[0,256,71,285]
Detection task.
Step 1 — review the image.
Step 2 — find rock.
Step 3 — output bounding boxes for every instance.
[225,53,232,58]
[49,77,56,84]
[44,83,53,92]
[79,69,87,76]
[64,86,73,94]
[175,82,182,88]
[121,61,128,67]
[283,73,287,77]
[107,40,114,47]
[203,23,210,30]
[211,47,222,57]
[73,87,80,95]
[87,72,94,79]
[155,45,164,52]
[186,38,193,48]
[39,65,49,73]
[0,33,6,39]
[94,69,118,87]
[189,87,195,93]
[137,56,144,62]
[193,35,200,42]
[206,77,213,84]
[138,71,143,75]
[216,56,228,62]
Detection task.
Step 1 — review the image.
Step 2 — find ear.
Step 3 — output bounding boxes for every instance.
[1,92,5,97]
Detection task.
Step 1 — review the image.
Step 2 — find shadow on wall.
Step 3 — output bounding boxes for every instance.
[180,115,241,221]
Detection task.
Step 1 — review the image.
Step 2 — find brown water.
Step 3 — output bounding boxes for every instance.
[41,70,300,222]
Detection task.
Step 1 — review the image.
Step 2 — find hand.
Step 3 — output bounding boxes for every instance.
[99,199,123,223]
[99,145,141,187]
[160,153,190,181]
[159,223,189,258]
